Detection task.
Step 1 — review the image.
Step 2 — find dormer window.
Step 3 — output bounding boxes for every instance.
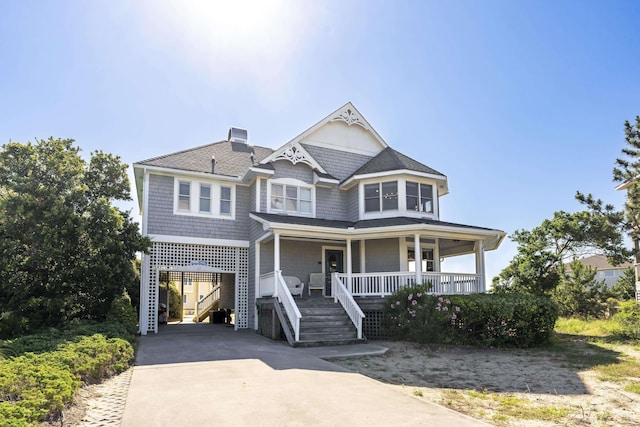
[364,181,398,212]
[406,182,433,213]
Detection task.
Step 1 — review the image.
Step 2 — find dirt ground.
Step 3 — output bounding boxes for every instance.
[332,340,640,426]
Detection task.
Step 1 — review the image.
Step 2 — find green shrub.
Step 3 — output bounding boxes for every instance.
[612,300,640,339]
[0,327,135,425]
[383,288,558,348]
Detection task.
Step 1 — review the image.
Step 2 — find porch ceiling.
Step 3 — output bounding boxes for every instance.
[250,213,505,251]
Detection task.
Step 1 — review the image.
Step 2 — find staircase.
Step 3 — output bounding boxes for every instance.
[195,286,221,322]
[280,297,365,347]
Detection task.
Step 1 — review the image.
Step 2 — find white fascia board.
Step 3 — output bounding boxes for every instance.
[340,170,448,192]
[133,165,145,212]
[313,173,339,188]
[241,167,274,184]
[147,234,250,248]
[616,181,633,191]
[135,164,243,183]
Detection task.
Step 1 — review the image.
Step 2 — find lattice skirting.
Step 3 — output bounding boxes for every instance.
[142,241,248,333]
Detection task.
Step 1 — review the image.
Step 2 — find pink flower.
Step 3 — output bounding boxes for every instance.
[443,306,448,311]
[412,300,418,306]
[390,303,395,308]
[435,306,441,311]
[438,297,444,303]
[417,293,423,297]
[452,314,457,320]
[408,293,413,300]
[396,301,400,305]
[445,299,450,304]
[455,306,461,312]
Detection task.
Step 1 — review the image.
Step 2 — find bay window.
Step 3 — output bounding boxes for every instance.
[364,181,398,212]
[406,182,433,213]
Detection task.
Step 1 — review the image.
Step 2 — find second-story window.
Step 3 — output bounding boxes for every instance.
[271,184,312,214]
[178,181,191,211]
[406,182,433,213]
[364,181,398,212]
[220,186,231,215]
[199,184,211,213]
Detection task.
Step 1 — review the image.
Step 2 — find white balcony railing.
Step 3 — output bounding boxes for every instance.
[338,271,482,297]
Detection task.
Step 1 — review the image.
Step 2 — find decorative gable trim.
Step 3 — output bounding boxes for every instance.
[279,102,388,153]
[330,107,369,130]
[260,142,327,173]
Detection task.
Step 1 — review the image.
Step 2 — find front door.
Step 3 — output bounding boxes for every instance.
[325,249,344,297]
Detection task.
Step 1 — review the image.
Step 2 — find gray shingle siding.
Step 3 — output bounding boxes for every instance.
[315,187,349,221]
[346,187,360,222]
[302,144,373,182]
[365,239,400,272]
[280,241,325,284]
[272,161,314,183]
[146,173,251,241]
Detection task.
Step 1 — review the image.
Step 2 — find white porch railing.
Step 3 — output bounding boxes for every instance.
[332,274,365,339]
[273,270,302,342]
[340,271,482,297]
[259,271,276,297]
[196,285,220,319]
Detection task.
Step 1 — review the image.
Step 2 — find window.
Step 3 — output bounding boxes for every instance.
[406,182,433,213]
[175,179,234,219]
[408,248,435,272]
[364,181,398,212]
[183,295,188,304]
[271,183,312,214]
[220,186,231,215]
[199,184,211,213]
[178,181,190,211]
[604,271,615,277]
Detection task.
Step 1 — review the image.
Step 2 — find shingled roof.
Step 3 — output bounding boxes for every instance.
[348,147,445,179]
[135,141,274,178]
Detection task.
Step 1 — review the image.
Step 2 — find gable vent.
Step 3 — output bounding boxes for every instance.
[228,127,248,143]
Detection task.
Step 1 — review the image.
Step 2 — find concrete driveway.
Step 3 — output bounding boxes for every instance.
[121,323,486,426]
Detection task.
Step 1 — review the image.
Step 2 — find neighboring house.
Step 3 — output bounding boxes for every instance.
[133,102,506,342]
[567,255,632,287]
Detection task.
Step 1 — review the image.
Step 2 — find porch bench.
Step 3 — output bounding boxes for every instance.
[283,276,304,296]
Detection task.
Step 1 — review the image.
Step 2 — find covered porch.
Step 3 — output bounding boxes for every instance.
[250,213,505,345]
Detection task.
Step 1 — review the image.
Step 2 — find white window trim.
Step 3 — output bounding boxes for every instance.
[399,238,440,272]
[173,178,236,220]
[359,177,439,220]
[266,177,315,216]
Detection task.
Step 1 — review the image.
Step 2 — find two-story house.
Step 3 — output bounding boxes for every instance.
[134,102,505,344]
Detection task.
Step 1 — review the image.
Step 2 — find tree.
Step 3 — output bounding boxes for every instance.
[493,200,628,296]
[0,138,150,337]
[552,259,608,319]
[613,116,640,300]
[610,267,636,301]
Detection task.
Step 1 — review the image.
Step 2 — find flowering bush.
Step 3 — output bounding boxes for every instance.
[383,287,558,348]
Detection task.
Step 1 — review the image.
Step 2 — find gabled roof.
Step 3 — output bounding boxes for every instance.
[276,102,388,156]
[135,140,273,178]
[567,255,632,271]
[349,147,445,177]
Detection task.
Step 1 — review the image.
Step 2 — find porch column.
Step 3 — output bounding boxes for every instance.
[414,234,422,285]
[274,232,280,272]
[475,240,486,292]
[346,238,353,292]
[359,239,366,273]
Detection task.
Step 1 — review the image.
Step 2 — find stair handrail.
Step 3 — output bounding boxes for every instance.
[332,273,365,339]
[275,270,302,342]
[196,285,221,319]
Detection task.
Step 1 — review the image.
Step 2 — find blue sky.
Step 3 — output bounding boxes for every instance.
[1,0,639,281]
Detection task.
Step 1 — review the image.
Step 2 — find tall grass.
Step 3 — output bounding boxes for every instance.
[555,317,623,337]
